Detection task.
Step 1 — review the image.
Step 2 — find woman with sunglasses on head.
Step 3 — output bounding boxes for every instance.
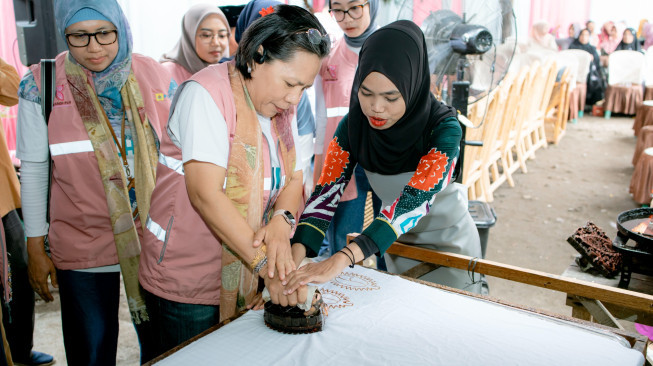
[16,0,176,364]
[313,0,384,266]
[161,4,231,83]
[138,4,330,356]
[282,20,483,303]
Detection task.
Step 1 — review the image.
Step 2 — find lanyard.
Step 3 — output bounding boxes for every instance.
[103,110,134,188]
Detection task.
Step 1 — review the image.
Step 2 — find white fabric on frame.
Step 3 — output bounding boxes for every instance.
[155,266,644,366]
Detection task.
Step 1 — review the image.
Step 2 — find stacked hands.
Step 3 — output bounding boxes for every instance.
[246,220,362,311]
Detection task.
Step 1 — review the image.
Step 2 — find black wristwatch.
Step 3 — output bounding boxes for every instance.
[273,209,296,230]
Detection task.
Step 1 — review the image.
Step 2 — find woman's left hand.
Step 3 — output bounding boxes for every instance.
[253,216,295,280]
[246,292,265,311]
[282,254,349,296]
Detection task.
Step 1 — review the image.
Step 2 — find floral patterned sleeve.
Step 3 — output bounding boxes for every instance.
[291,115,356,256]
[361,116,462,255]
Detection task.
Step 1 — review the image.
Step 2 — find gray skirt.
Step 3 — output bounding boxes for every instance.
[365,170,482,293]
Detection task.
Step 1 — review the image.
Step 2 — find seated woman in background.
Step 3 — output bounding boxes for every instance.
[615,28,642,52]
[556,22,581,50]
[160,4,230,83]
[281,20,483,304]
[138,4,330,357]
[528,21,558,52]
[570,28,605,108]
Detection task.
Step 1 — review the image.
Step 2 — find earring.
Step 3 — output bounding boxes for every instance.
[248,65,252,73]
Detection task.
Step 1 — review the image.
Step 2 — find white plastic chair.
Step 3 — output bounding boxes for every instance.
[605,50,645,118]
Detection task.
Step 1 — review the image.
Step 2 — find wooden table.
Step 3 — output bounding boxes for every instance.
[563,256,653,328]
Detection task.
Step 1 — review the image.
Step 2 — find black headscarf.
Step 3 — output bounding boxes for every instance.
[569,29,602,72]
[348,20,456,175]
[615,28,641,52]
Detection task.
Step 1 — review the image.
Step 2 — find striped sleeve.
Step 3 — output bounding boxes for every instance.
[292,115,356,256]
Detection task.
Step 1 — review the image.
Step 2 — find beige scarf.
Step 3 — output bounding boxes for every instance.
[220,62,296,321]
[65,55,158,324]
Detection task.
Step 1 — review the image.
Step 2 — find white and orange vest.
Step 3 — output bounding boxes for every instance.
[139,62,295,305]
[319,38,359,201]
[30,52,174,270]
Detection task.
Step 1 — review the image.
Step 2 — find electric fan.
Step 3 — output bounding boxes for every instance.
[395,0,517,181]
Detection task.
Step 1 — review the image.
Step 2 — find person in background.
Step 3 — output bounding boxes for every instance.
[615,28,642,52]
[218,5,245,59]
[644,22,653,51]
[1,57,54,366]
[313,0,383,267]
[556,22,582,50]
[16,0,176,363]
[138,4,330,357]
[586,20,599,47]
[161,4,230,83]
[283,20,483,303]
[235,0,317,194]
[527,20,558,51]
[569,28,605,108]
[598,21,624,55]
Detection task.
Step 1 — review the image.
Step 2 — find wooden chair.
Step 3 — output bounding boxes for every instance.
[497,66,531,181]
[521,59,557,162]
[485,72,516,194]
[511,63,541,173]
[545,67,573,144]
[463,88,503,202]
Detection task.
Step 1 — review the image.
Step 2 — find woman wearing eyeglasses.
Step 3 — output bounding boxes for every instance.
[161,4,231,83]
[138,4,330,356]
[16,0,176,364]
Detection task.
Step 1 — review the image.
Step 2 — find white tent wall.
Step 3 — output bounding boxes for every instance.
[116,0,249,61]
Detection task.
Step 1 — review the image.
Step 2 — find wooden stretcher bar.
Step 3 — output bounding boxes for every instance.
[347,233,653,315]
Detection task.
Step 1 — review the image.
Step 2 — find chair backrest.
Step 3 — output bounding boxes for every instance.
[537,59,559,114]
[644,49,653,87]
[547,52,579,85]
[560,49,592,81]
[608,50,645,85]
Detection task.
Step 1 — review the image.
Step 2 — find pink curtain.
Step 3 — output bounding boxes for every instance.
[412,0,462,27]
[1,0,28,165]
[529,0,591,38]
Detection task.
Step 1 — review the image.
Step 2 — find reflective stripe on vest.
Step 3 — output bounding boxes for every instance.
[49,140,94,156]
[146,215,166,243]
[326,106,349,118]
[159,153,184,175]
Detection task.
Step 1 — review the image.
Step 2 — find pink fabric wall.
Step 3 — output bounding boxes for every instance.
[1,0,28,164]
[412,0,462,28]
[529,0,591,37]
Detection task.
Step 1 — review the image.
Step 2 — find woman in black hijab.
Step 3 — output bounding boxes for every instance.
[570,28,605,107]
[616,28,642,52]
[282,20,483,301]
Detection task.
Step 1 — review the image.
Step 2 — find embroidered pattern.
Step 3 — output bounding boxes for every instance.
[408,148,449,191]
[331,272,380,291]
[318,137,350,186]
[319,289,353,309]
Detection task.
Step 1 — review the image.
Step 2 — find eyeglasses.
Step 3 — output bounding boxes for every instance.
[302,28,329,45]
[328,1,369,22]
[197,31,228,44]
[65,30,118,48]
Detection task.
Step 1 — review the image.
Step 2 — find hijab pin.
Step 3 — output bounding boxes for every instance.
[259,6,275,17]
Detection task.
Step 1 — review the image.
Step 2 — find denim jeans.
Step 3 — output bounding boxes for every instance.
[144,289,220,359]
[1,210,35,363]
[320,165,385,269]
[57,270,121,366]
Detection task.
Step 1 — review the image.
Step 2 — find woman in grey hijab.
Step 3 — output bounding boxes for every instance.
[161,4,230,82]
